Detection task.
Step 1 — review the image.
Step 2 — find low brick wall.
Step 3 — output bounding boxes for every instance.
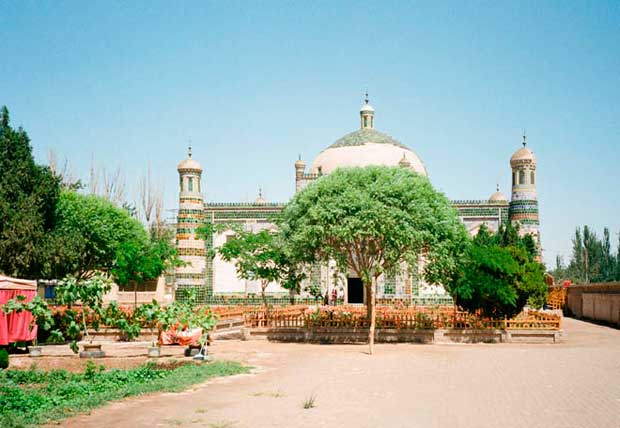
[565,282,620,327]
[250,327,560,344]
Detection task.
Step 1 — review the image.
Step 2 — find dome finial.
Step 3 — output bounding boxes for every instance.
[522,130,527,147]
[496,183,500,192]
[255,186,267,204]
[188,138,193,158]
[360,92,374,129]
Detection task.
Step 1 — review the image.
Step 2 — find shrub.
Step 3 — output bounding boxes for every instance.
[0,349,8,369]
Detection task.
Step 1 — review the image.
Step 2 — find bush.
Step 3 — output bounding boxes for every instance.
[449,242,547,318]
[0,349,9,369]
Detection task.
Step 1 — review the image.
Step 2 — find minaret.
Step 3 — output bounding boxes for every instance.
[175,142,206,299]
[360,92,375,130]
[509,133,541,256]
[294,155,306,192]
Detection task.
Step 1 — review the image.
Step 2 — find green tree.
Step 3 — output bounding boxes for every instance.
[54,273,112,353]
[568,227,584,283]
[111,228,182,308]
[451,241,546,318]
[217,229,302,315]
[278,166,468,354]
[601,228,614,281]
[51,190,148,280]
[617,230,620,281]
[551,254,567,283]
[0,106,62,278]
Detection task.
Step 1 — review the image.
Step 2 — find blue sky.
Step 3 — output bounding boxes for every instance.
[1,1,619,266]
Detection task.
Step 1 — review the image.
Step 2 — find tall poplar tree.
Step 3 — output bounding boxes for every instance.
[0,106,61,278]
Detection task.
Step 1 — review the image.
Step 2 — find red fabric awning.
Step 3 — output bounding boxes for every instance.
[0,275,38,345]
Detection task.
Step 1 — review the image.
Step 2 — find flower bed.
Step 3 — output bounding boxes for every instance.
[245,305,561,331]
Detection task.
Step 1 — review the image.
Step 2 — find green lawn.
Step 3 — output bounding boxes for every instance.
[0,360,249,428]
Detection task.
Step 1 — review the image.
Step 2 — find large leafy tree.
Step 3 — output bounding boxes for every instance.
[279,166,469,354]
[0,106,62,278]
[448,224,547,317]
[51,190,149,280]
[111,228,182,307]
[449,243,546,318]
[217,228,304,313]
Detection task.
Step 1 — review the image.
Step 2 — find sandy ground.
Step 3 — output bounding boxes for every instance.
[38,318,620,428]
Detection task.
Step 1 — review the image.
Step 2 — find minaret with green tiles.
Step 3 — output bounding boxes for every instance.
[509,134,541,259]
[175,143,207,299]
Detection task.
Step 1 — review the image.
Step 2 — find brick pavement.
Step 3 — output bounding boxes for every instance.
[62,318,620,428]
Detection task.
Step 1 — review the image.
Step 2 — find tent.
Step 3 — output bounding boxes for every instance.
[0,275,38,345]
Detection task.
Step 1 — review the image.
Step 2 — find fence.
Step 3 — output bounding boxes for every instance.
[241,305,561,331]
[547,287,567,310]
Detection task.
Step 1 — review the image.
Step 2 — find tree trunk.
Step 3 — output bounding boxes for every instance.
[134,282,138,309]
[368,278,376,355]
[261,281,270,322]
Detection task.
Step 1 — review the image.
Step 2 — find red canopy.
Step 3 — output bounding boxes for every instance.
[0,275,38,345]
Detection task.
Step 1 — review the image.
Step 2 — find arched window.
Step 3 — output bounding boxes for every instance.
[519,170,525,185]
[530,171,535,185]
[188,177,194,192]
[179,177,183,191]
[512,172,516,186]
[363,116,368,128]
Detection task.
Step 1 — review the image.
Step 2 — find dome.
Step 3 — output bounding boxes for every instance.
[177,157,202,172]
[510,136,536,166]
[255,188,267,205]
[489,189,508,202]
[510,146,536,164]
[360,103,374,113]
[311,128,428,176]
[177,143,203,172]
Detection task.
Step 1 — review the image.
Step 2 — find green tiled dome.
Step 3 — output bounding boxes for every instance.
[329,128,408,150]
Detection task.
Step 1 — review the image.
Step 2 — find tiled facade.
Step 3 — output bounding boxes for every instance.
[174,102,540,304]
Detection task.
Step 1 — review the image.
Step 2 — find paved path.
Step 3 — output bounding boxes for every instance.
[64,318,620,428]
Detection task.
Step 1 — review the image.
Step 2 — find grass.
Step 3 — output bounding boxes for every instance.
[208,421,236,428]
[302,394,316,409]
[0,360,249,427]
[249,390,284,398]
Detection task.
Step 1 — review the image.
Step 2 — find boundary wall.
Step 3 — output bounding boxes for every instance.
[564,282,620,327]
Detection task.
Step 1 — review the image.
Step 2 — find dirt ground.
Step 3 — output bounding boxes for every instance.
[24,318,620,428]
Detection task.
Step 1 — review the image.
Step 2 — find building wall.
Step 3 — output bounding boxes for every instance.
[188,199,508,303]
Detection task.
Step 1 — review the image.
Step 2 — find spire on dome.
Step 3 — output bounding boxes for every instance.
[360,92,374,130]
[255,187,267,205]
[399,152,411,168]
[188,139,193,158]
[522,130,527,147]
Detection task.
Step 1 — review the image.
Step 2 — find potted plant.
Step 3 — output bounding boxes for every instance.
[156,290,217,360]
[135,300,162,358]
[191,306,217,361]
[54,273,111,358]
[2,295,62,357]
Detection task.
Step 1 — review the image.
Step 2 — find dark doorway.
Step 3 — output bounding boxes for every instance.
[347,277,364,304]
